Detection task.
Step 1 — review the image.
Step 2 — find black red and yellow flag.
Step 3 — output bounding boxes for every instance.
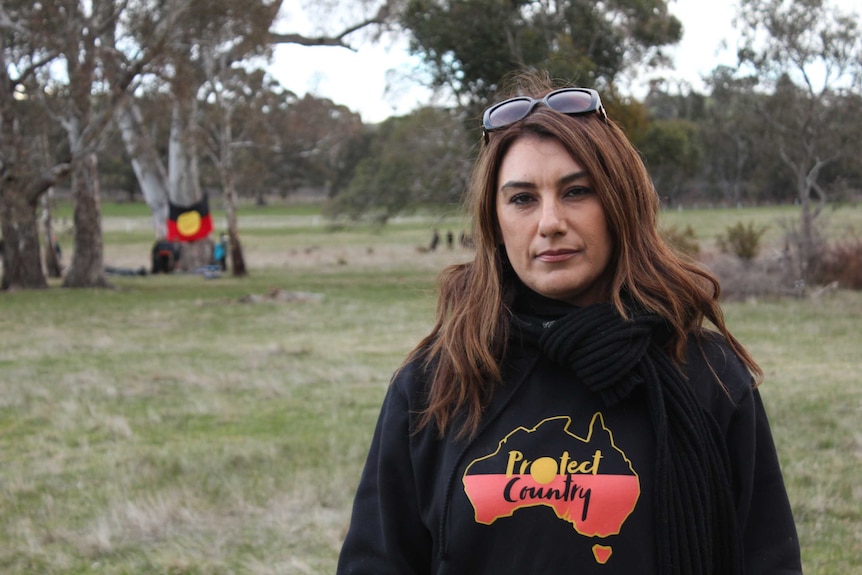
[167,195,213,242]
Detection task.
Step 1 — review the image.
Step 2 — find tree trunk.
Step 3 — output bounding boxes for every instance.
[1,78,49,290]
[217,112,247,277]
[169,95,201,206]
[169,91,211,271]
[115,100,170,239]
[229,235,246,276]
[798,189,816,284]
[793,161,818,290]
[41,189,63,278]
[224,172,247,276]
[0,183,48,290]
[62,152,110,288]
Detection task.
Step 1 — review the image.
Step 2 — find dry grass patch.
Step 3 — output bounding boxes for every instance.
[2,205,861,573]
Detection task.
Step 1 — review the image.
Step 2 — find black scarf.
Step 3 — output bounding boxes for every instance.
[511,288,742,574]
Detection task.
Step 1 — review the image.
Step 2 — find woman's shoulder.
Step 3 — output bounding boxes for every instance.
[389,349,435,402]
[682,329,755,407]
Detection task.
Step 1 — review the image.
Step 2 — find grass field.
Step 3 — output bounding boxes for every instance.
[2,202,861,574]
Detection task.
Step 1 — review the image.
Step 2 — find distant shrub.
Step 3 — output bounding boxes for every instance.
[717,221,768,262]
[815,233,862,290]
[707,253,787,301]
[661,224,700,257]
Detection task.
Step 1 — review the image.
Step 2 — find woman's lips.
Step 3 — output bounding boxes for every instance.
[536,249,579,263]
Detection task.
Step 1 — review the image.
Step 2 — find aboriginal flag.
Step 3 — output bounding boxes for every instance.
[167,195,213,242]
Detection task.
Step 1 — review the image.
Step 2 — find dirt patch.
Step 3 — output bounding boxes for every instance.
[103,241,473,274]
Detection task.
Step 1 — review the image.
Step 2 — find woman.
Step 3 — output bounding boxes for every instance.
[337,72,802,574]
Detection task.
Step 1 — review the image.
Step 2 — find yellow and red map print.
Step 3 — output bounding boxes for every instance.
[462,413,640,565]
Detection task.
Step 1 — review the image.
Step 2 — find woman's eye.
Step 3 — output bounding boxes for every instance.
[565,186,592,198]
[510,193,534,205]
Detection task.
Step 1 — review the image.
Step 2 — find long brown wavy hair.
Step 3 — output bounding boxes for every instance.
[409,71,763,438]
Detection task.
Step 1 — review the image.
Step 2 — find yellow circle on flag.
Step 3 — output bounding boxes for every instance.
[176,211,202,237]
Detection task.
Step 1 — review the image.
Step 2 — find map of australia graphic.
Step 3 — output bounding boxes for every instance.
[462,413,640,564]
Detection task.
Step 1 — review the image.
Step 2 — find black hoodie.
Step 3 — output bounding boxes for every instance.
[336,333,802,574]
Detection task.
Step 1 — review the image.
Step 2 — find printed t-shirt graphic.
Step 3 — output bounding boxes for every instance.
[462,413,640,564]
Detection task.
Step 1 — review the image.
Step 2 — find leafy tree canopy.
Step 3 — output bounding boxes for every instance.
[326,106,469,224]
[400,0,682,111]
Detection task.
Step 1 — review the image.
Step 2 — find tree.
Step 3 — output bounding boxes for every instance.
[636,84,710,205]
[327,106,469,224]
[735,0,862,283]
[400,0,683,115]
[51,0,155,288]
[638,118,702,206]
[281,95,366,193]
[199,65,264,277]
[114,96,172,238]
[198,69,361,276]
[44,1,173,287]
[115,0,395,269]
[1,2,70,290]
[701,67,761,206]
[112,0,279,269]
[1,0,175,290]
[193,4,300,277]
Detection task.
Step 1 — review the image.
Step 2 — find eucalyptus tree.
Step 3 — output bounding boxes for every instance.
[114,0,281,268]
[57,0,176,287]
[198,64,363,275]
[2,1,107,289]
[635,84,710,205]
[637,118,701,206]
[114,0,396,269]
[197,67,274,277]
[0,0,177,290]
[0,33,66,289]
[735,0,862,283]
[323,0,681,223]
[399,0,683,116]
[140,0,284,269]
[252,92,365,198]
[327,106,469,224]
[700,66,761,206]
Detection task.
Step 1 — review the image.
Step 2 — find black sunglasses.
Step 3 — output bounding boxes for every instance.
[482,87,608,143]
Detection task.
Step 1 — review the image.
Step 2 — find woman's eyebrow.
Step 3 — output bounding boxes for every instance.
[499,170,588,192]
[557,171,589,186]
[499,180,535,192]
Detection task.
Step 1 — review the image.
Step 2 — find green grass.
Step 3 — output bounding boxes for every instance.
[2,203,861,573]
[659,203,862,252]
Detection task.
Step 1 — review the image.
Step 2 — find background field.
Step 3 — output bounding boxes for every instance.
[2,203,861,574]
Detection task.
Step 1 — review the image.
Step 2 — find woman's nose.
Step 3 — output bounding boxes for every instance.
[538,200,566,237]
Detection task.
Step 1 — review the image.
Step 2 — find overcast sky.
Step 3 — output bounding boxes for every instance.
[268,0,857,124]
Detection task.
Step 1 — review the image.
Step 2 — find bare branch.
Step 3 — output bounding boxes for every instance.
[267,32,353,49]
[268,3,392,50]
[28,163,72,201]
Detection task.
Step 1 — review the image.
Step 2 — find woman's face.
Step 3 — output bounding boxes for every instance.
[496,135,614,306]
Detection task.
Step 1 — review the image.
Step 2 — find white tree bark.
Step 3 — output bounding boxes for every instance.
[115,100,170,239]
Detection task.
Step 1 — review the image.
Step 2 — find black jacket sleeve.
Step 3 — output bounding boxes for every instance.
[728,388,803,574]
[336,368,432,574]
[689,335,803,574]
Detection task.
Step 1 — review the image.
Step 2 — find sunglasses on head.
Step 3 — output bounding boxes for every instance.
[482,87,608,143]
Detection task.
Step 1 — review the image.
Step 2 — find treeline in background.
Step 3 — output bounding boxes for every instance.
[2,0,861,292]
